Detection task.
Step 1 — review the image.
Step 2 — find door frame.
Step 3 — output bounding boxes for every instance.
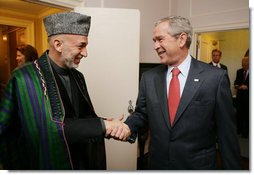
[0,16,35,45]
[35,0,84,8]
[191,21,249,59]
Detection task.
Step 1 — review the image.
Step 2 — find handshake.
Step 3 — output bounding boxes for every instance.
[103,115,131,142]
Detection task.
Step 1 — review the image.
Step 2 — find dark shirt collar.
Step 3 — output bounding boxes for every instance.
[49,58,70,76]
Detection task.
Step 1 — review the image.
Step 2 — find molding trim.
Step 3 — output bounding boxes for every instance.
[190,21,249,59]
[37,8,65,18]
[0,16,34,45]
[25,0,84,9]
[193,21,249,33]
[0,8,50,19]
[190,7,249,18]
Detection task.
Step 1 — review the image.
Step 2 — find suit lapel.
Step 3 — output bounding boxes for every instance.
[154,65,172,130]
[172,58,205,126]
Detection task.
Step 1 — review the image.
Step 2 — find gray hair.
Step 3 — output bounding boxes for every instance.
[155,16,193,48]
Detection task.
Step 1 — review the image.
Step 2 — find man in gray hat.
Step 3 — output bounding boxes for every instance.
[0,11,123,170]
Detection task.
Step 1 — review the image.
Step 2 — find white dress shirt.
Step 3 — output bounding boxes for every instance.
[212,61,221,68]
[167,54,191,97]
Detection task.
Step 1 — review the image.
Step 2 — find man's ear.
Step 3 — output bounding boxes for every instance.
[178,32,187,48]
[53,38,63,52]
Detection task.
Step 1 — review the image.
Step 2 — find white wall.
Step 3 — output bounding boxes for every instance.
[46,0,249,63]
[171,0,249,55]
[84,0,170,63]
[171,0,249,28]
[84,0,249,63]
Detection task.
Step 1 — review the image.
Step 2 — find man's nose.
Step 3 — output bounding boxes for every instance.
[153,41,160,50]
[81,47,88,57]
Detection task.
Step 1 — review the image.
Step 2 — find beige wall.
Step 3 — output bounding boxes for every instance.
[84,0,249,63]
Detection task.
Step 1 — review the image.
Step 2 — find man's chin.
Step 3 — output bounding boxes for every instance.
[64,59,79,69]
[65,62,79,69]
[69,64,79,69]
[160,57,167,65]
[72,64,79,68]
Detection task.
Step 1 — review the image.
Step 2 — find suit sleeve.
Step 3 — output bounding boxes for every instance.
[215,71,242,169]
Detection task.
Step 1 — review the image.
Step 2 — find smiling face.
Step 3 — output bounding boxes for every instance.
[60,35,88,68]
[152,21,187,66]
[16,50,26,66]
[51,34,88,69]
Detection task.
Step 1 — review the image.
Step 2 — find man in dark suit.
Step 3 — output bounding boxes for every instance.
[234,57,249,138]
[209,49,228,71]
[108,16,241,170]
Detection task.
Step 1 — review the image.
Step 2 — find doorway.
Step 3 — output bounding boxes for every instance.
[195,29,249,95]
[0,25,26,82]
[0,0,69,89]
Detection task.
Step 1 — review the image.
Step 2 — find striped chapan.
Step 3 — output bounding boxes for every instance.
[0,52,73,169]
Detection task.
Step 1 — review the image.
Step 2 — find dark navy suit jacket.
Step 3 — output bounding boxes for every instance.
[126,57,241,170]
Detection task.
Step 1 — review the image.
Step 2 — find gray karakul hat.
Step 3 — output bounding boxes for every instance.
[43,12,91,37]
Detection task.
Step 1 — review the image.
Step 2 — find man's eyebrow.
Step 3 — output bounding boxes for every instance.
[79,42,88,46]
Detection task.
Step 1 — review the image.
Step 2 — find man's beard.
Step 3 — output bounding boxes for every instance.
[62,56,78,69]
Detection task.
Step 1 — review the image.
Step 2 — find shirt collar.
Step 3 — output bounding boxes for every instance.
[50,58,70,76]
[212,61,220,67]
[168,54,191,78]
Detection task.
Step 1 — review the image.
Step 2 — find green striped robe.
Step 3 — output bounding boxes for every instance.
[0,52,74,169]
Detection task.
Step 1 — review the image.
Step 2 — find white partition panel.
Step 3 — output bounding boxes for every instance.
[74,7,140,170]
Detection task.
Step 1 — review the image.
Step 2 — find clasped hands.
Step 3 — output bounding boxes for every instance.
[104,115,131,141]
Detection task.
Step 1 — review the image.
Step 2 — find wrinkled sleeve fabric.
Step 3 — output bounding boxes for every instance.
[64,117,105,144]
[215,71,242,169]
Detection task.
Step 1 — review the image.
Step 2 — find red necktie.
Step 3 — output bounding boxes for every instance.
[168,67,180,126]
